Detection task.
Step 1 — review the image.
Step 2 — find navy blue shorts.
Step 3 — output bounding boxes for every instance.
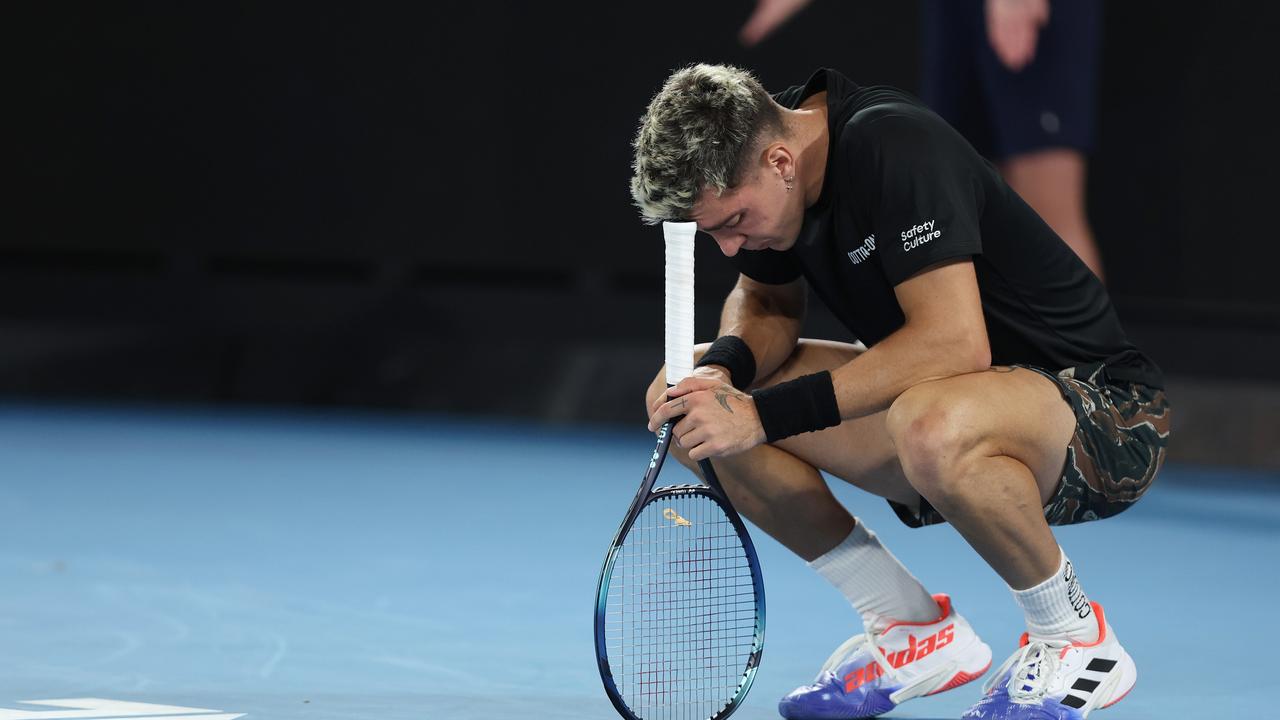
[919,0,1102,160]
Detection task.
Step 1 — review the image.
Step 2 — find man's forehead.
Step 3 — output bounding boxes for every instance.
[690,188,737,228]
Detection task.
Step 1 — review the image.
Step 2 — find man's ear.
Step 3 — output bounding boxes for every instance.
[763,142,796,181]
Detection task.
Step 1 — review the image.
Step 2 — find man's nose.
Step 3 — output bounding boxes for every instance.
[713,233,747,257]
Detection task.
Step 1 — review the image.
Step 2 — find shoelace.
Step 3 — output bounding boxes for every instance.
[817,628,899,685]
[982,640,1062,704]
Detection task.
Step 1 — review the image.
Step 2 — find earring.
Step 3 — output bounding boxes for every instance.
[785,175,795,192]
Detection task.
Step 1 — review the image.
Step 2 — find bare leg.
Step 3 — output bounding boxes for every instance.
[1000,148,1105,282]
[886,367,1076,589]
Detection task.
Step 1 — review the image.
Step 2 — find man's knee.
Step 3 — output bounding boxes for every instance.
[885,384,987,500]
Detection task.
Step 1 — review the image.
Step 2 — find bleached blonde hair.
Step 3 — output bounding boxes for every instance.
[630,64,783,224]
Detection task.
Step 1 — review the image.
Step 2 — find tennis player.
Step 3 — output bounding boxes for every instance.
[635,65,1170,720]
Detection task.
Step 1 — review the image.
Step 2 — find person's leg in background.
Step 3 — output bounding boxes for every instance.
[987,0,1105,280]
[922,0,1106,280]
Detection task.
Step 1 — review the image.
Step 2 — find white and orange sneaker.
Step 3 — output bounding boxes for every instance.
[779,594,992,719]
[962,602,1137,720]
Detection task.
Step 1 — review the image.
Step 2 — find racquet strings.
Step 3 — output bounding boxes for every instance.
[604,491,759,719]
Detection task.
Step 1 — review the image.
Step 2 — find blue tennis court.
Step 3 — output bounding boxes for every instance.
[2,403,1276,719]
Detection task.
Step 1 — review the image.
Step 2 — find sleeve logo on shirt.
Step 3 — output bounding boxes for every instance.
[847,234,877,265]
[902,220,940,251]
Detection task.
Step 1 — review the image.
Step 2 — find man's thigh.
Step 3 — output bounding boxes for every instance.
[890,366,1077,505]
[746,344,1077,513]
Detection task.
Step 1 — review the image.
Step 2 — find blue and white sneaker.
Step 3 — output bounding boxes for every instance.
[779,594,992,719]
[962,602,1137,720]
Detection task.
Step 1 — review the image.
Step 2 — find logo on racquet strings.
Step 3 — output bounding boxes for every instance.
[663,508,692,527]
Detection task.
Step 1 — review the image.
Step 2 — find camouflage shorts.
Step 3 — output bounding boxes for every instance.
[890,362,1172,528]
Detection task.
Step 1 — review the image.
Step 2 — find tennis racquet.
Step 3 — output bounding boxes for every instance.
[594,221,766,720]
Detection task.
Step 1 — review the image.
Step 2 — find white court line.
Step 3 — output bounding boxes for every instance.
[0,698,244,720]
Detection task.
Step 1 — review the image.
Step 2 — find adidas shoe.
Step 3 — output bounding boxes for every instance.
[961,602,1136,720]
[779,594,993,719]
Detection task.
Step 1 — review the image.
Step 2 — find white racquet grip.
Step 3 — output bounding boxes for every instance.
[663,221,697,385]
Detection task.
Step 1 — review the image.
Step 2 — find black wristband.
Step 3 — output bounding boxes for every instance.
[751,371,842,443]
[695,335,757,390]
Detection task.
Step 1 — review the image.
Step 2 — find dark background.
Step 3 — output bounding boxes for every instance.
[5,1,1279,463]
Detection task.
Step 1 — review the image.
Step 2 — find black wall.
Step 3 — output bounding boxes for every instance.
[4,1,1278,414]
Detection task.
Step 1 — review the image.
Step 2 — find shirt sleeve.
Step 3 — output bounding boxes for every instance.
[850,110,985,286]
[727,248,804,284]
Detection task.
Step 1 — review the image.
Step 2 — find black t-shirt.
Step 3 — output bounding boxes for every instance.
[730,68,1162,388]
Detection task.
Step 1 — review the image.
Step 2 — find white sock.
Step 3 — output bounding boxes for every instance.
[1011,547,1098,643]
[808,520,940,633]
